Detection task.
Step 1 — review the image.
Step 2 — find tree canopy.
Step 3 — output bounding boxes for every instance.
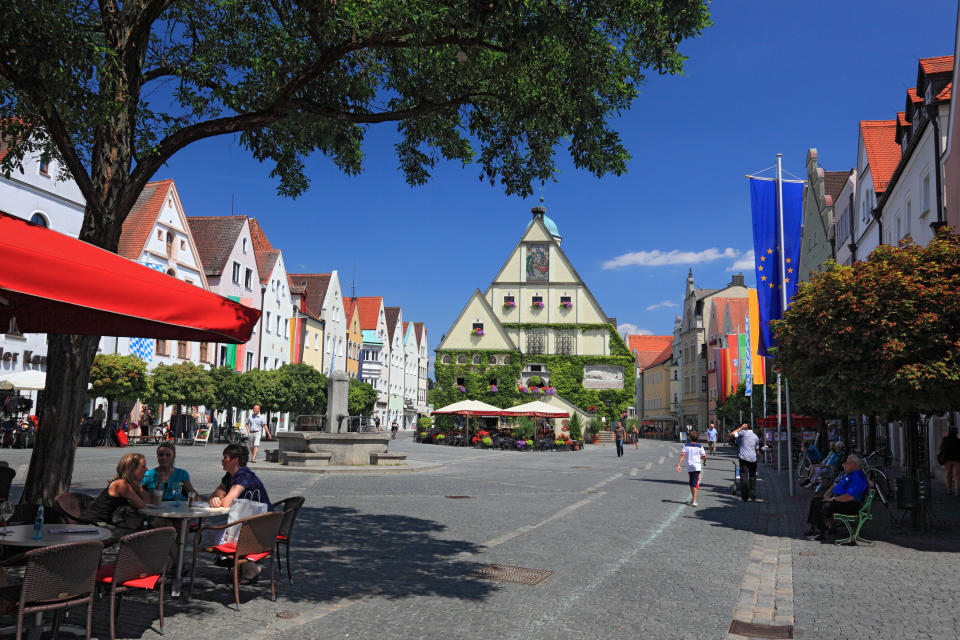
[143,362,216,411]
[2,0,710,504]
[87,354,148,406]
[772,230,960,420]
[348,378,377,416]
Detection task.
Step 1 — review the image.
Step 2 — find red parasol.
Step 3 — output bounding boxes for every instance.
[0,212,259,343]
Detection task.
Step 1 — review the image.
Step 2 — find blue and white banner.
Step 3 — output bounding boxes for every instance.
[744,316,753,397]
[749,177,804,356]
[129,262,168,363]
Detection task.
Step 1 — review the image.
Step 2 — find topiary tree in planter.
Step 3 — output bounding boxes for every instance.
[568,413,583,441]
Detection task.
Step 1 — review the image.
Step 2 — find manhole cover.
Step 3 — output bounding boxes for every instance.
[728,620,793,639]
[276,611,299,619]
[445,495,471,499]
[471,564,553,586]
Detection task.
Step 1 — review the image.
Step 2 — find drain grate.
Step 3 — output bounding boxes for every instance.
[445,495,471,499]
[728,620,793,639]
[276,611,299,619]
[471,564,553,586]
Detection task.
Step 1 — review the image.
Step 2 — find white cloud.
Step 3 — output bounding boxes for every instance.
[602,247,738,270]
[727,249,755,272]
[618,323,653,339]
[645,300,678,311]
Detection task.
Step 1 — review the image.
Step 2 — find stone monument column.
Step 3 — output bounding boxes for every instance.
[326,370,350,433]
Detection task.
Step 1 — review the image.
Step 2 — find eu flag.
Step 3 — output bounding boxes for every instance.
[750,177,804,356]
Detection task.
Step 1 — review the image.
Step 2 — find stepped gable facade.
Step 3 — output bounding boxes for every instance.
[434,206,635,420]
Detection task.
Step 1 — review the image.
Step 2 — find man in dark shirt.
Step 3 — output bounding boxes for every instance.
[613,422,626,458]
[805,453,869,540]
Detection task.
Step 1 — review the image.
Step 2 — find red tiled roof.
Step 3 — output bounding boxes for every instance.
[118,180,174,260]
[937,82,952,102]
[626,335,673,371]
[287,275,306,295]
[248,217,273,252]
[287,273,331,318]
[345,296,384,331]
[186,216,248,277]
[384,307,401,344]
[254,249,280,284]
[907,87,922,105]
[919,55,954,76]
[897,111,910,127]
[860,120,901,193]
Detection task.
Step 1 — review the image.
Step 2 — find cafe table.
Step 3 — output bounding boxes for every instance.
[138,502,229,597]
[0,524,112,639]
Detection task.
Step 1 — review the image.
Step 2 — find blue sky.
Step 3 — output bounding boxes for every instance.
[160,1,958,365]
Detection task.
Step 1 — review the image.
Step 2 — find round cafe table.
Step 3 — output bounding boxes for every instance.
[138,502,230,597]
[0,524,112,546]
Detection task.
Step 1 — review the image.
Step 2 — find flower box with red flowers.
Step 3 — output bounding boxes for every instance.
[532,301,544,309]
[488,384,498,393]
[517,385,528,393]
[560,301,573,308]
[471,328,484,336]
[457,385,466,393]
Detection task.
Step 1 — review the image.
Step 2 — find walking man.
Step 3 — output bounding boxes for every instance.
[731,423,760,501]
[676,429,706,506]
[246,404,270,463]
[614,421,626,458]
[707,423,718,454]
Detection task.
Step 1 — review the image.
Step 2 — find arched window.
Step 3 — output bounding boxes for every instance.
[472,355,481,365]
[457,356,466,364]
[502,355,511,365]
[29,212,48,228]
[165,268,176,277]
[441,354,451,364]
[488,355,497,364]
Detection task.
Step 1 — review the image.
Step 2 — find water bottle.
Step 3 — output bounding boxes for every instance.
[173,482,182,508]
[31,505,44,541]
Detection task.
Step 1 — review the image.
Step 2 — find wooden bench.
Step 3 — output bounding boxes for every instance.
[370,452,407,465]
[834,490,876,546]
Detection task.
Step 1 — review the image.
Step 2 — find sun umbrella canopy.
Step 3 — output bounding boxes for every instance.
[0,213,259,343]
[0,370,47,391]
[501,400,569,418]
[431,399,504,416]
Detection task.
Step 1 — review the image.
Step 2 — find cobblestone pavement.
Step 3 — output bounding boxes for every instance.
[0,436,956,639]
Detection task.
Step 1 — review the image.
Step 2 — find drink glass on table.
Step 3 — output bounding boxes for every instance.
[173,482,183,507]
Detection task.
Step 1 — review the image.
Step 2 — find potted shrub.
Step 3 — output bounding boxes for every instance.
[481,436,493,447]
[435,433,446,443]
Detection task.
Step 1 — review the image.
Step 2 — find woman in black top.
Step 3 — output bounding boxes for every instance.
[82,452,151,528]
[940,427,960,496]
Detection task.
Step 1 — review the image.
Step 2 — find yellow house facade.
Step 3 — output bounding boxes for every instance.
[345,300,362,379]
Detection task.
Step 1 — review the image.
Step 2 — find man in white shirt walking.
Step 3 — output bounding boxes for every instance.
[246,404,270,463]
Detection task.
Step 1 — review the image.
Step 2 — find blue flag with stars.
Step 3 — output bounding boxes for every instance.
[750,177,804,357]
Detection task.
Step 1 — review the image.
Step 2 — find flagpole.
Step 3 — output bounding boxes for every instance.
[777,153,795,496]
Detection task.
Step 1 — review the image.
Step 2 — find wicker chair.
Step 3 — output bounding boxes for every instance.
[0,540,102,640]
[189,510,283,610]
[272,497,305,583]
[95,527,176,640]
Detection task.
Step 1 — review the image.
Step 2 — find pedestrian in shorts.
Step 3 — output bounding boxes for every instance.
[676,429,706,506]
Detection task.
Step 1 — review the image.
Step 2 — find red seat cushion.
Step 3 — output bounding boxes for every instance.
[95,564,161,590]
[276,534,288,541]
[210,543,270,562]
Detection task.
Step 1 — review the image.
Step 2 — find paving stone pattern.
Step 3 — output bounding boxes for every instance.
[0,435,956,639]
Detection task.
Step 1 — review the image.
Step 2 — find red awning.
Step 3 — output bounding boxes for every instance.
[0,212,260,343]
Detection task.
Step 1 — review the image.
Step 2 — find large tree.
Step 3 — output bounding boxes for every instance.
[87,353,148,426]
[773,229,960,516]
[0,1,710,503]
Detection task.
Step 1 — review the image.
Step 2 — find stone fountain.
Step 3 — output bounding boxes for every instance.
[275,371,390,466]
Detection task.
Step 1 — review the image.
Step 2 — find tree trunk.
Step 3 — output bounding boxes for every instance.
[21,334,100,505]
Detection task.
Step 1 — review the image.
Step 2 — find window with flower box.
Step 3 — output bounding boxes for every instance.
[472,322,484,336]
[560,295,572,308]
[503,295,515,308]
[531,295,543,309]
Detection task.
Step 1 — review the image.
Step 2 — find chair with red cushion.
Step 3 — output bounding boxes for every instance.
[188,511,282,610]
[0,540,103,640]
[272,496,305,583]
[95,527,176,640]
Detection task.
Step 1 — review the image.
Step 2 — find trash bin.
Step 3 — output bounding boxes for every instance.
[896,477,917,510]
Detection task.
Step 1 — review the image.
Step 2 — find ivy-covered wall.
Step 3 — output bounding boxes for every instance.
[434,324,636,423]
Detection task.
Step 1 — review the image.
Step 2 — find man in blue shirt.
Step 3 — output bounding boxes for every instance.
[731,423,760,501]
[804,453,869,540]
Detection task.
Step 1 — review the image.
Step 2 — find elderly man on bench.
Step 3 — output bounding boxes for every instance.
[803,453,869,541]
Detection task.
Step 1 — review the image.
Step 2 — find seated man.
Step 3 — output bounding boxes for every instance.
[804,453,869,540]
[805,441,823,465]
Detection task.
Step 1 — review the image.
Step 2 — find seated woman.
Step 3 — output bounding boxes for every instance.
[81,452,151,530]
[142,442,198,501]
[209,444,270,583]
